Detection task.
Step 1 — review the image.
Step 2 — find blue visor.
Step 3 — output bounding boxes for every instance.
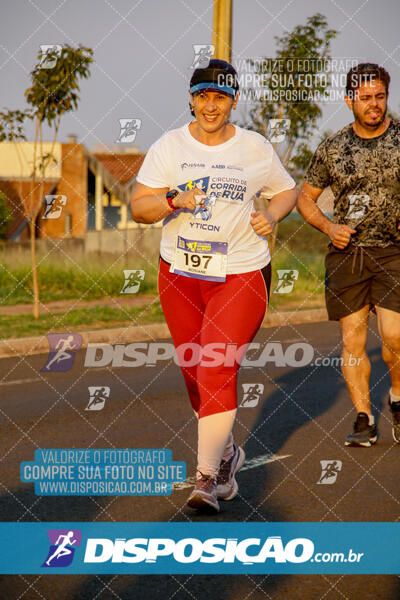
[190,82,236,97]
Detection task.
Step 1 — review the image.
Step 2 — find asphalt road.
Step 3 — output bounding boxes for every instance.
[0,320,399,599]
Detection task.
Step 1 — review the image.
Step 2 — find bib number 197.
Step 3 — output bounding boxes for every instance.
[171,236,228,282]
[184,252,212,269]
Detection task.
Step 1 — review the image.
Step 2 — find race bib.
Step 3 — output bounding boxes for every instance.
[170,236,228,282]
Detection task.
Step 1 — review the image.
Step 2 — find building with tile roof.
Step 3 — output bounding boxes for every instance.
[0,137,147,241]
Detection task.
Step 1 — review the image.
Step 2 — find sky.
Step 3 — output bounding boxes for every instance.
[1,0,399,151]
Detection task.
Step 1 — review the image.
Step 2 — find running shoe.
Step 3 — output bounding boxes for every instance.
[345,412,378,447]
[216,443,246,500]
[389,398,400,444]
[186,472,219,512]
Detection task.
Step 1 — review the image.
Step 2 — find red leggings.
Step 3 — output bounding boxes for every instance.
[158,257,269,418]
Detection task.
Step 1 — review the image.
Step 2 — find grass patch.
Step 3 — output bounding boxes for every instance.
[269,214,327,311]
[0,301,164,339]
[0,214,328,315]
[0,253,159,306]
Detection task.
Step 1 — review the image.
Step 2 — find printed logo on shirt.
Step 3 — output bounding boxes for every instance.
[180,162,206,170]
[211,164,225,169]
[177,177,209,193]
[209,177,247,202]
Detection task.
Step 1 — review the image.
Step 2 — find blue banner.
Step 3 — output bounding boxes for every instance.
[20,449,186,496]
[0,522,398,574]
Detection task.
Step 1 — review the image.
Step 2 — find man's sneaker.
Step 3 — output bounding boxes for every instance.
[345,412,378,447]
[389,398,400,444]
[216,444,246,500]
[186,472,219,512]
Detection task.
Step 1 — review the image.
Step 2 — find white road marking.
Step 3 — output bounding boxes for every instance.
[0,377,41,386]
[240,453,291,471]
[174,453,291,490]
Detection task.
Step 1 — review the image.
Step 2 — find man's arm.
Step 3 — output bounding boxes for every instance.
[130,183,204,224]
[297,182,355,249]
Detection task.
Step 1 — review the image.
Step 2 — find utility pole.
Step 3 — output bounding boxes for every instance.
[212,0,232,62]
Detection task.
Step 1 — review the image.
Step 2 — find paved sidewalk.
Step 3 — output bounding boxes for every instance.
[0,294,158,316]
[0,307,328,358]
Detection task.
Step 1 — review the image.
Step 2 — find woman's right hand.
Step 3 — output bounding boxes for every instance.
[171,187,205,211]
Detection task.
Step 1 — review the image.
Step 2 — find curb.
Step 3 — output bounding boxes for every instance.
[262,307,328,327]
[0,308,328,359]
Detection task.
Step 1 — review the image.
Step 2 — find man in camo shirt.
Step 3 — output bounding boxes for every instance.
[298,63,400,447]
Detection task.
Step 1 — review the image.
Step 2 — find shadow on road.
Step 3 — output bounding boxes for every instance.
[0,336,397,599]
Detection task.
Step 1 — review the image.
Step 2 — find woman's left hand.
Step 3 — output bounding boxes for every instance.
[250,210,276,236]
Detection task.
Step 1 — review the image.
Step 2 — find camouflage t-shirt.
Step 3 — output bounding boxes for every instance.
[305,120,400,247]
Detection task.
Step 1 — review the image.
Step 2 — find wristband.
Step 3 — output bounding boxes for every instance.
[166,189,179,211]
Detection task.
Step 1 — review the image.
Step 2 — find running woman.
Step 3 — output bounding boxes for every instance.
[298,63,400,447]
[131,59,296,511]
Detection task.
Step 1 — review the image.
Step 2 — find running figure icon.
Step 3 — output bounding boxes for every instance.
[117,119,141,143]
[86,386,110,411]
[317,460,343,485]
[44,335,77,371]
[45,531,77,566]
[274,269,298,294]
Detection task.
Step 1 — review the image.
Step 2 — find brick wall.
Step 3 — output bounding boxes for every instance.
[40,143,87,238]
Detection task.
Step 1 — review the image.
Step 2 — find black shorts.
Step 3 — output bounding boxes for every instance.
[325,243,400,321]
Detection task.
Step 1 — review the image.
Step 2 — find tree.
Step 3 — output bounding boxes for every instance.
[0,109,30,206]
[0,44,93,318]
[0,192,12,239]
[242,14,338,250]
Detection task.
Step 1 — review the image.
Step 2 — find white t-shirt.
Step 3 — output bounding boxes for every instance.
[136,123,295,274]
